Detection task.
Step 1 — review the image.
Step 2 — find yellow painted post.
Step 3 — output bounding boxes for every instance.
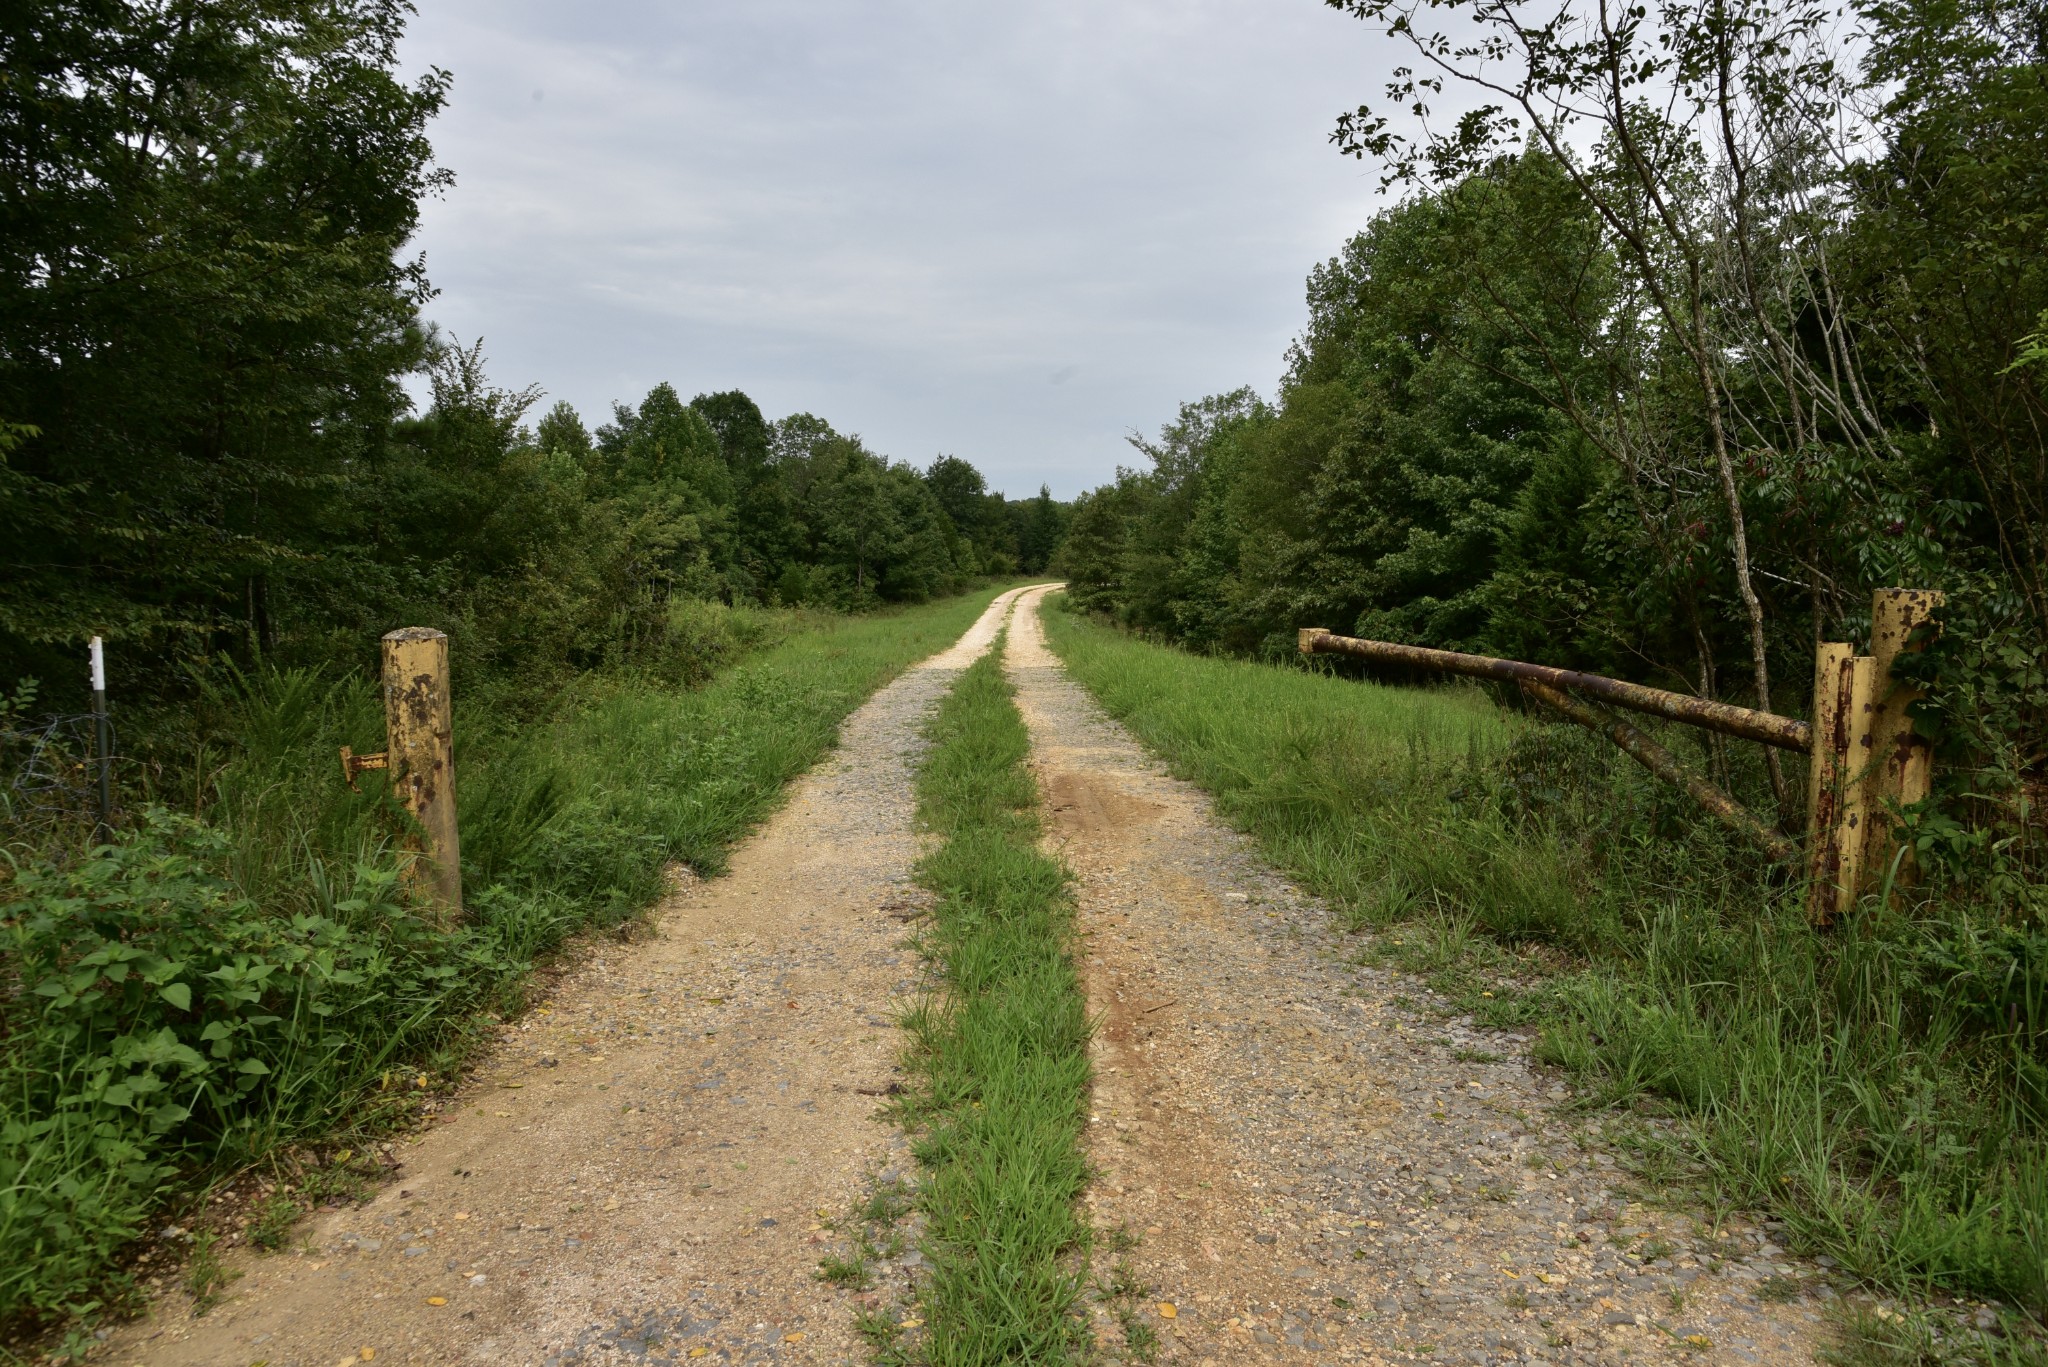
[1806,644,1876,923]
[1806,642,1851,914]
[1838,654,1879,915]
[1862,588,1944,890]
[381,627,462,919]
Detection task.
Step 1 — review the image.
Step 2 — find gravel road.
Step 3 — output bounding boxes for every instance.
[102,587,1036,1367]
[1006,585,1829,1366]
[101,583,1838,1366]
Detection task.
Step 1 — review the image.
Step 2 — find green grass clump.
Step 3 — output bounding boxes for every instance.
[1041,596,2048,1316]
[902,636,1092,1365]
[1824,1303,2048,1367]
[0,587,1011,1338]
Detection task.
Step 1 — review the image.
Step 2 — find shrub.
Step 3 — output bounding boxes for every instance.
[0,810,523,1321]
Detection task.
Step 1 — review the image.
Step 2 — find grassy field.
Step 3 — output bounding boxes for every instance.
[893,636,1092,1366]
[1041,595,2048,1332]
[0,585,1012,1346]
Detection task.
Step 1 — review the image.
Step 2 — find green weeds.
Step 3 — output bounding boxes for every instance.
[1824,1305,2048,1367]
[1091,1253,1159,1364]
[1042,597,2048,1317]
[247,1191,302,1253]
[822,1173,921,1365]
[854,1303,914,1366]
[1115,1307,1160,1363]
[180,1232,238,1315]
[817,1175,918,1294]
[819,1248,873,1289]
[1757,1276,1804,1304]
[900,637,1092,1364]
[0,588,1011,1341]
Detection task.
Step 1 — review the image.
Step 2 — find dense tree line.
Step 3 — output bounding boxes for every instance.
[1062,0,2047,843]
[0,0,1063,713]
[268,338,1066,698]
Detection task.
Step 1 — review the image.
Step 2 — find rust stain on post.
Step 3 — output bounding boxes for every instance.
[381,627,462,920]
[1298,628,1811,752]
[1862,588,1944,887]
[1805,644,1875,924]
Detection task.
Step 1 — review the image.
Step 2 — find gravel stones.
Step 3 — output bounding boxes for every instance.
[96,589,1034,1367]
[1005,586,1827,1366]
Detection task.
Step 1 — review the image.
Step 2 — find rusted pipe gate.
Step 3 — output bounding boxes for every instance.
[1299,588,1943,923]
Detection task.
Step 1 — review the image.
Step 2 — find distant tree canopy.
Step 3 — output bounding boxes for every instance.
[0,2,1064,706]
[1062,0,2048,822]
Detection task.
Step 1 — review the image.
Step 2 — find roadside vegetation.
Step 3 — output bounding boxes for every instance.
[898,637,1092,1365]
[2,5,1071,1348]
[1049,0,2046,1340]
[1056,0,2046,1157]
[1060,0,2045,835]
[0,586,1009,1346]
[1043,596,2047,1325]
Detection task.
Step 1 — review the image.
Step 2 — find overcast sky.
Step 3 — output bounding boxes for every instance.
[399,1,1396,499]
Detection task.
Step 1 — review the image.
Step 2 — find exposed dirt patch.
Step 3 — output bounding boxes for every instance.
[1007,586,1829,1366]
[99,588,1034,1367]
[1043,769,1167,837]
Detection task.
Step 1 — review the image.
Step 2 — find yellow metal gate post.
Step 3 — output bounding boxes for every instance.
[381,627,463,920]
[1862,588,1945,888]
[1805,644,1874,923]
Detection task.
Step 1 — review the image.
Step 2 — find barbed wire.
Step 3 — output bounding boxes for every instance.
[0,713,118,834]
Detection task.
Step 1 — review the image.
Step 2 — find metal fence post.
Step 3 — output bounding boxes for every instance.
[381,627,463,920]
[89,636,113,841]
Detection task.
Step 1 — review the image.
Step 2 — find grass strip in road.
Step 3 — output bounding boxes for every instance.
[1040,595,2048,1324]
[900,637,1092,1366]
[486,583,1021,897]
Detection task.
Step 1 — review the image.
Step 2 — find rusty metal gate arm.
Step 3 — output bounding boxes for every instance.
[1520,681,1800,867]
[1297,628,1812,753]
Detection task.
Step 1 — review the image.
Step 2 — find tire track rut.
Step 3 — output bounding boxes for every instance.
[1005,585,1827,1367]
[105,588,1036,1367]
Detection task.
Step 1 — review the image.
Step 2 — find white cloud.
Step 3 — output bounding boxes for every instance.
[401,0,1398,496]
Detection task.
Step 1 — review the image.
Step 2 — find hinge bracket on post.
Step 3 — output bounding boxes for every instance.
[339,745,389,791]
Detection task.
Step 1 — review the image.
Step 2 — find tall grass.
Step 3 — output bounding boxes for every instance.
[1042,596,2048,1317]
[902,639,1092,1365]
[0,587,1010,1338]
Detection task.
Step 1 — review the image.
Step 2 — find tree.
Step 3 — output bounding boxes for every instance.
[693,390,794,598]
[1850,0,2048,637]
[691,391,772,481]
[537,401,596,463]
[0,0,448,696]
[1323,0,1878,811]
[805,441,954,604]
[1016,485,1071,574]
[924,454,992,573]
[925,455,989,536]
[589,384,733,610]
[1058,482,1139,615]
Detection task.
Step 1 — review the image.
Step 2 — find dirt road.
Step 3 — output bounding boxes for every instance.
[107,583,1831,1366]
[103,587,1038,1367]
[1005,584,1826,1366]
